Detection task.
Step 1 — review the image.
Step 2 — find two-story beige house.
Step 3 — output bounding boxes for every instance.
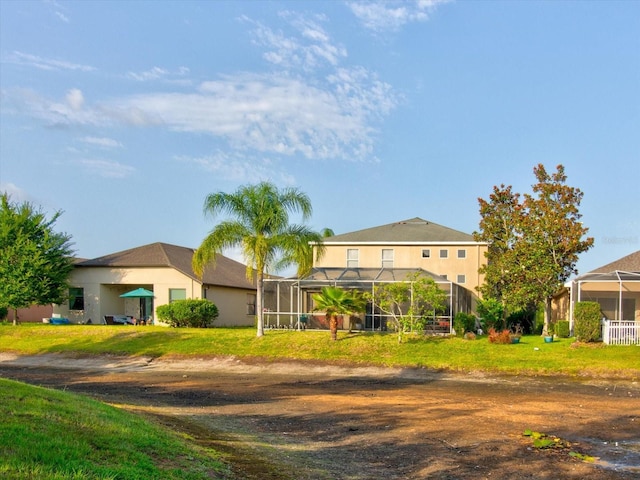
[263,218,487,331]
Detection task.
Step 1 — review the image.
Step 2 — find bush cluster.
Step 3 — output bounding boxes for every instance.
[574,301,601,342]
[156,299,219,328]
[453,312,476,337]
[488,328,512,344]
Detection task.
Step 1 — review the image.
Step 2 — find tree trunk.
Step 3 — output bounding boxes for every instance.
[329,315,338,341]
[12,308,18,326]
[542,296,552,336]
[256,273,264,338]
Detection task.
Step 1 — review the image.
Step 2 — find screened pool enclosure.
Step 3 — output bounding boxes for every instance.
[263,267,473,333]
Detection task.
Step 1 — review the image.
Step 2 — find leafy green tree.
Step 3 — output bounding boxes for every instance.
[366,272,448,343]
[476,297,505,331]
[192,182,324,337]
[474,164,594,335]
[0,194,75,325]
[312,286,366,341]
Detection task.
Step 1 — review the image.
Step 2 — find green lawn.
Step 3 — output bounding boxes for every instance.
[0,378,231,480]
[1,324,639,378]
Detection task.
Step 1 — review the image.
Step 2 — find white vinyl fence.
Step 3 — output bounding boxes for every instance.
[602,320,640,345]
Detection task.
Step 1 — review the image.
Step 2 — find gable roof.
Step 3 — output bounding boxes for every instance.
[77,242,256,289]
[323,217,479,244]
[591,250,640,274]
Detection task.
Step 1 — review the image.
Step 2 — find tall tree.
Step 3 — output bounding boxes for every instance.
[192,182,324,337]
[474,164,594,334]
[312,286,366,341]
[0,194,75,325]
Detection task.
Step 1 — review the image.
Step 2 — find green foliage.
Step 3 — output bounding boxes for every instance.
[0,305,7,320]
[556,320,570,338]
[574,301,602,342]
[453,312,476,336]
[0,194,75,322]
[192,182,324,337]
[312,286,366,340]
[474,164,594,331]
[477,297,504,331]
[506,308,536,334]
[156,299,219,328]
[366,273,447,343]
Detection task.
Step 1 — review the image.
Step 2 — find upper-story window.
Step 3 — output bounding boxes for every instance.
[347,249,359,268]
[457,274,466,284]
[457,249,466,259]
[439,249,448,259]
[381,249,394,268]
[422,249,431,258]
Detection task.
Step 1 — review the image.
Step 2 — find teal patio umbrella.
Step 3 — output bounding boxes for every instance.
[120,287,154,298]
[120,288,154,322]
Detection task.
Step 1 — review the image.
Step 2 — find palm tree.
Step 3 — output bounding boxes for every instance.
[192,182,324,337]
[312,286,366,341]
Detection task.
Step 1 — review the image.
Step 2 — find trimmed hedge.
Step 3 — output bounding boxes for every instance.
[574,301,601,342]
[156,299,219,328]
[555,320,570,338]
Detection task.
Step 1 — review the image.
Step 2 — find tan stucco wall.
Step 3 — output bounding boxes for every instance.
[53,266,255,326]
[315,243,487,300]
[204,285,254,327]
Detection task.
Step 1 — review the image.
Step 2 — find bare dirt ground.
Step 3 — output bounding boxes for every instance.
[1,353,639,480]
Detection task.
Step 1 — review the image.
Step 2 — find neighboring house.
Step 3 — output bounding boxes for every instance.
[263,217,487,330]
[563,250,640,329]
[53,242,257,327]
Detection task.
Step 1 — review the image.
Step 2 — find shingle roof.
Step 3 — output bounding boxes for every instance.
[591,250,640,274]
[323,217,478,243]
[77,242,256,289]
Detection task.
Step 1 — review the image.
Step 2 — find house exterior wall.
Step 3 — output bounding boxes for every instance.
[204,285,254,327]
[53,266,255,326]
[315,242,487,308]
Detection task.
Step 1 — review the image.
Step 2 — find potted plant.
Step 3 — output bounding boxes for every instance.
[511,323,523,344]
[544,323,554,343]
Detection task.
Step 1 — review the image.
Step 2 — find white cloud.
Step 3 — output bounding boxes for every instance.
[80,136,123,148]
[108,71,395,161]
[66,89,84,110]
[0,182,32,202]
[7,51,95,72]
[55,11,70,23]
[126,66,191,82]
[176,151,296,185]
[348,0,450,32]
[243,12,347,71]
[76,159,135,179]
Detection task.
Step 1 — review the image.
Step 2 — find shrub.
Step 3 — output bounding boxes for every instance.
[453,312,476,337]
[555,320,570,338]
[488,328,512,344]
[0,306,7,321]
[477,298,504,331]
[463,332,476,341]
[574,301,601,342]
[506,308,536,334]
[156,299,219,328]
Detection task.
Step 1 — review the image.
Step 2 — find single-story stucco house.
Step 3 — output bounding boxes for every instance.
[52,242,257,326]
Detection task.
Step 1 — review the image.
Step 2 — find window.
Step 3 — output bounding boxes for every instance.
[381,249,394,268]
[69,287,84,310]
[422,249,431,258]
[440,249,448,259]
[246,293,256,315]
[457,249,466,259]
[169,288,186,303]
[457,274,466,284]
[347,249,359,268]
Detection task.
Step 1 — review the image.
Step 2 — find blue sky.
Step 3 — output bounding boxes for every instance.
[1,0,638,276]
